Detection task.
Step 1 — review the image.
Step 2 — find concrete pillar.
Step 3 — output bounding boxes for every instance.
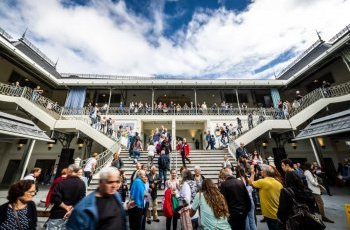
[19,139,36,180]
[151,88,154,115]
[194,89,198,115]
[341,55,350,73]
[235,89,242,115]
[106,88,112,115]
[309,138,322,166]
[171,119,177,170]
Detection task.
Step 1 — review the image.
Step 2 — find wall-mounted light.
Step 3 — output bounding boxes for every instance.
[77,138,84,150]
[17,139,28,151]
[48,143,54,150]
[262,141,268,149]
[291,142,297,149]
[17,143,24,151]
[317,137,325,149]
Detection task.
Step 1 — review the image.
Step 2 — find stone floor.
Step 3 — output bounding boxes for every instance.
[0,186,349,229]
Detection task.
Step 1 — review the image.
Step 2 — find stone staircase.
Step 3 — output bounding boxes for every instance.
[88,149,229,207]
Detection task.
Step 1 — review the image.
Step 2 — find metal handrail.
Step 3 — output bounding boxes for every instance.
[329,23,350,44]
[0,83,24,97]
[231,81,350,150]
[80,144,117,174]
[21,87,63,116]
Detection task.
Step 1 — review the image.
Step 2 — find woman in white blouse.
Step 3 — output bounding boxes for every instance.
[304,162,334,223]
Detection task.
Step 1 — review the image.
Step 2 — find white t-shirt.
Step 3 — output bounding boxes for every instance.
[84,157,97,172]
[147,145,156,156]
[23,174,35,181]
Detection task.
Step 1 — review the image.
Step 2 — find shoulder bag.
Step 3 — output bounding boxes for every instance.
[284,188,326,230]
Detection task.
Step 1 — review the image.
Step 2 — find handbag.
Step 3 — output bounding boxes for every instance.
[284,188,326,230]
[172,195,179,211]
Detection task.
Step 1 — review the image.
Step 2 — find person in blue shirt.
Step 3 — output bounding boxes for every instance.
[129,170,147,230]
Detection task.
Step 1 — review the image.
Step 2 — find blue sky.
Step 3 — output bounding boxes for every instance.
[0,0,349,79]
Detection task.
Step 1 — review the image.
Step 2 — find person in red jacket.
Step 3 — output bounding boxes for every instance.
[177,138,191,167]
[45,168,68,208]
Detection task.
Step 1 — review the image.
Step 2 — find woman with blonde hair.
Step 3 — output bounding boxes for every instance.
[190,179,231,230]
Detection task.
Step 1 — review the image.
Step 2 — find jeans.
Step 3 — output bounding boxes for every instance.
[84,171,92,186]
[245,202,257,230]
[46,218,67,230]
[265,217,280,230]
[133,150,140,162]
[159,169,167,189]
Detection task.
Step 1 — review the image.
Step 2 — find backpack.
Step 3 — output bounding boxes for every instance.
[284,188,326,230]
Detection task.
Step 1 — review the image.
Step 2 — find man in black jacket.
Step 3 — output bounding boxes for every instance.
[147,166,160,224]
[220,168,251,230]
[46,164,86,229]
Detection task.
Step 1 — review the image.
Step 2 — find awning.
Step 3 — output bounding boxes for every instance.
[294,109,350,140]
[0,111,52,142]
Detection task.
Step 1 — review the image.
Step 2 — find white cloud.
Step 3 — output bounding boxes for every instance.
[0,0,349,78]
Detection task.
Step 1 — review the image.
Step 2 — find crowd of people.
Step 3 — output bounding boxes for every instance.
[0,143,336,230]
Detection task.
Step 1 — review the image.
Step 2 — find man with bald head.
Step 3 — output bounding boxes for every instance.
[249,164,283,230]
[67,167,126,230]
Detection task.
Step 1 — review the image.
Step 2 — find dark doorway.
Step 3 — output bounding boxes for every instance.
[34,159,56,184]
[2,160,21,185]
[322,158,337,185]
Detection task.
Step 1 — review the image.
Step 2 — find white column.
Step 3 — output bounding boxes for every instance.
[194,89,198,115]
[309,138,321,166]
[151,88,154,115]
[20,140,36,179]
[235,89,242,115]
[341,55,350,72]
[171,119,177,170]
[106,88,112,115]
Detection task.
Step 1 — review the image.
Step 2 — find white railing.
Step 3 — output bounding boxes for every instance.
[21,87,63,116]
[230,81,350,150]
[329,23,350,44]
[0,83,120,173]
[80,143,119,174]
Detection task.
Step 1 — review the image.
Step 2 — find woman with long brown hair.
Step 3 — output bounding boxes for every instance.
[190,179,231,230]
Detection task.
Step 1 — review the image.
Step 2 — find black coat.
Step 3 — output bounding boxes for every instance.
[220,176,251,217]
[277,187,316,225]
[0,201,37,230]
[148,173,160,200]
[50,176,86,219]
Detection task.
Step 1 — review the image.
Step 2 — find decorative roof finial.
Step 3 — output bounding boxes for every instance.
[54,57,59,69]
[316,30,323,42]
[22,28,28,38]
